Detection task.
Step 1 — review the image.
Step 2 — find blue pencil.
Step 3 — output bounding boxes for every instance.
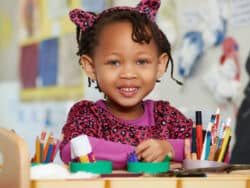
[204,131,211,160]
[45,143,54,163]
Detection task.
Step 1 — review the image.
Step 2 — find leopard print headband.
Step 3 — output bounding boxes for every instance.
[69,0,161,32]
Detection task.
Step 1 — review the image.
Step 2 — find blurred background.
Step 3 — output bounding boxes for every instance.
[0,0,250,162]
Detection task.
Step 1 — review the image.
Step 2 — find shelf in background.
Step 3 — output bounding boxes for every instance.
[20,85,84,101]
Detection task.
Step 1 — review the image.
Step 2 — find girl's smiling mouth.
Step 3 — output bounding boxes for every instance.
[118,87,139,97]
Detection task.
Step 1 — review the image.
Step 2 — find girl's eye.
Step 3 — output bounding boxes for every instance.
[136,59,148,65]
[108,60,120,66]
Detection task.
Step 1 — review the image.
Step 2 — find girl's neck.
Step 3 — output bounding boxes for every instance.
[105,100,144,121]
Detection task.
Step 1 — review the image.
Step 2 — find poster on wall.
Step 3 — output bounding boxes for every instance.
[19,0,84,101]
[20,43,38,89]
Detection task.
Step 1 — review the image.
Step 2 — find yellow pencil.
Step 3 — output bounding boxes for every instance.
[217,128,231,162]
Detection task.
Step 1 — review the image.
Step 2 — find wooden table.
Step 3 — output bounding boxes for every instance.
[31,171,250,188]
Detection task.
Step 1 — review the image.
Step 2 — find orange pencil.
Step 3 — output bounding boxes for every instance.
[208,144,216,161]
[184,138,191,160]
[35,136,40,163]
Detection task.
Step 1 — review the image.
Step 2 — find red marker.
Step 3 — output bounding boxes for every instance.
[195,111,203,160]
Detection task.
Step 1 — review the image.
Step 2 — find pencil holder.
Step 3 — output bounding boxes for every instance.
[32,131,62,164]
[70,160,112,174]
[183,159,226,169]
[127,159,170,174]
[127,151,170,174]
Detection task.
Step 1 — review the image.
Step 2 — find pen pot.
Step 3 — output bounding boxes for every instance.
[183,159,226,169]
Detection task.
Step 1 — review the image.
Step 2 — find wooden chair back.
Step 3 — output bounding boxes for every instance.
[0,127,30,188]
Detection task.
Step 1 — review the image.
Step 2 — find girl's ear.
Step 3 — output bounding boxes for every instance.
[80,55,96,80]
[157,52,169,79]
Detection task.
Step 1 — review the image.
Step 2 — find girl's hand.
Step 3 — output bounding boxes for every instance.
[135,139,174,162]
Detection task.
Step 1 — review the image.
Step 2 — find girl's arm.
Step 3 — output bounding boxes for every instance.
[60,135,134,169]
[135,138,184,162]
[167,139,185,162]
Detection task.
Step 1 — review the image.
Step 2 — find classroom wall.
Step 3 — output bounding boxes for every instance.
[0,0,250,159]
[163,0,250,111]
[0,0,19,81]
[158,0,250,149]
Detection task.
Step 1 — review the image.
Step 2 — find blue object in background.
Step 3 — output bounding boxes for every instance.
[178,31,204,78]
[38,38,58,87]
[214,19,227,46]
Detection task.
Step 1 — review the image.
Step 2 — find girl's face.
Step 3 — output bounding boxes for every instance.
[81,21,168,119]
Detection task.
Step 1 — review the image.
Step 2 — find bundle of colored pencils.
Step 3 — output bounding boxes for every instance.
[185,109,232,163]
[32,130,62,163]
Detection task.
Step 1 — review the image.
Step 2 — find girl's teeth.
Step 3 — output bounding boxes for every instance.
[121,88,136,92]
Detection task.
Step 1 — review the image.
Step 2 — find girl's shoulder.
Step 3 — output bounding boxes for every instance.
[153,100,190,120]
[72,100,95,107]
[144,99,170,107]
[70,100,102,110]
[153,100,172,112]
[144,99,178,114]
[68,100,102,117]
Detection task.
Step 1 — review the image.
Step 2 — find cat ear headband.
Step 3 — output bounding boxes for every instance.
[69,0,161,32]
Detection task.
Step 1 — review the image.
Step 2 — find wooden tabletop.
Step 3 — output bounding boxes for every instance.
[31,170,250,188]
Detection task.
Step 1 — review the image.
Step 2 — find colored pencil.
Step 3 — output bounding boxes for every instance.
[217,127,231,162]
[45,141,54,163]
[35,136,40,163]
[191,123,197,160]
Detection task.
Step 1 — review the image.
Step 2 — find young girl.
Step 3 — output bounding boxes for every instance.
[60,0,192,169]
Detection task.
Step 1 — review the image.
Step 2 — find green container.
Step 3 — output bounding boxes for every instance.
[70,160,112,174]
[127,161,170,174]
[31,162,47,166]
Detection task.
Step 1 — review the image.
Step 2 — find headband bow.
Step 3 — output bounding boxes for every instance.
[69,0,161,32]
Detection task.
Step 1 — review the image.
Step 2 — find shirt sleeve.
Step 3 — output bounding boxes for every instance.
[167,139,185,162]
[59,100,99,155]
[154,101,192,162]
[60,135,134,169]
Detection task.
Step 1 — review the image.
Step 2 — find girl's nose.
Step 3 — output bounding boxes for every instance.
[119,63,137,79]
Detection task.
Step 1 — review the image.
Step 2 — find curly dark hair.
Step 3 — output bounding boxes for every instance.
[75,10,182,89]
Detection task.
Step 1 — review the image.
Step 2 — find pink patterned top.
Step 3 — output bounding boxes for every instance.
[60,99,192,169]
